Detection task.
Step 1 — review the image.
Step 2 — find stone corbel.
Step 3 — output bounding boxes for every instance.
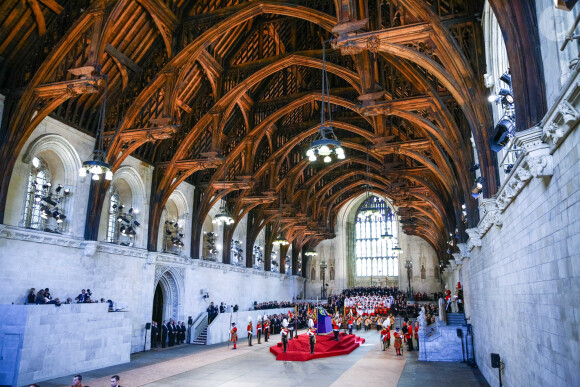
[465,228,481,251]
[147,252,158,264]
[542,99,580,152]
[457,243,470,262]
[83,241,98,257]
[496,127,553,212]
[477,198,502,236]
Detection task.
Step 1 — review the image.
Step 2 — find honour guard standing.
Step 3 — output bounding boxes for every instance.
[307,318,316,354]
[281,319,290,353]
[332,316,340,341]
[264,315,270,342]
[256,316,262,344]
[406,322,414,351]
[414,321,420,350]
[394,327,403,356]
[230,322,238,349]
[348,316,354,335]
[380,321,389,351]
[247,317,253,347]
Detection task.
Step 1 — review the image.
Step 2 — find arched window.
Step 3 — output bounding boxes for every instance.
[355,196,399,277]
[22,157,51,230]
[106,186,120,243]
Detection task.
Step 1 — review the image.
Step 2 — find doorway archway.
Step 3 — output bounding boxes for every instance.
[153,267,183,323]
[152,283,164,325]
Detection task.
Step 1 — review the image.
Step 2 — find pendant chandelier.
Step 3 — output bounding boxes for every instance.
[212,161,234,225]
[272,194,289,246]
[358,148,380,219]
[79,77,113,181]
[306,40,345,163]
[304,250,317,256]
[213,198,234,225]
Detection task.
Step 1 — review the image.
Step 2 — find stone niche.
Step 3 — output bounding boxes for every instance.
[0,303,131,386]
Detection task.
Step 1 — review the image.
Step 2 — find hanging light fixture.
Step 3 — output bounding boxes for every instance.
[272,193,289,246]
[304,250,317,256]
[306,40,344,163]
[392,241,403,254]
[213,201,235,225]
[358,147,380,219]
[79,77,113,181]
[212,161,235,225]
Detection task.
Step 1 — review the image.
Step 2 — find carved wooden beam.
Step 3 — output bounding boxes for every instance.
[136,0,178,57]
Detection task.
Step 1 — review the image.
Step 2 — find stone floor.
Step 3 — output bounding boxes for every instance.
[40,329,488,387]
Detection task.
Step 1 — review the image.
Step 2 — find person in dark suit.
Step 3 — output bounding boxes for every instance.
[161,320,168,348]
[180,322,186,344]
[151,321,159,348]
[168,319,175,347]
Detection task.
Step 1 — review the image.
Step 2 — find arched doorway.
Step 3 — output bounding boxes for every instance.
[152,283,164,325]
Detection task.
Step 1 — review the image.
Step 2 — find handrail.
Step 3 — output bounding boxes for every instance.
[190,312,208,343]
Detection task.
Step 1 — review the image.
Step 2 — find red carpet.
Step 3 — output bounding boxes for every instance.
[269,332,365,361]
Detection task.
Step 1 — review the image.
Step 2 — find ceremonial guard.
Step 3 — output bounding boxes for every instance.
[414,321,420,350]
[256,316,262,344]
[332,316,340,341]
[281,319,290,353]
[307,318,316,354]
[406,322,414,351]
[264,315,270,342]
[348,316,354,335]
[394,327,403,356]
[247,317,253,347]
[230,322,238,349]
[380,321,390,351]
[288,314,294,340]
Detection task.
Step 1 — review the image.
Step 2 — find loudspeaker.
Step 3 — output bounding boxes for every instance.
[491,353,501,368]
[456,328,463,338]
[145,322,151,330]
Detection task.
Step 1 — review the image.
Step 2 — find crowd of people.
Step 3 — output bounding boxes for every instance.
[150,319,187,348]
[25,287,113,310]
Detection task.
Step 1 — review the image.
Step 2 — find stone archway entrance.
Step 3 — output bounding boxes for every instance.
[152,283,163,325]
[153,267,183,323]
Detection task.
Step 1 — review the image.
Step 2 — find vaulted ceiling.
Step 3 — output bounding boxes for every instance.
[0,0,497,266]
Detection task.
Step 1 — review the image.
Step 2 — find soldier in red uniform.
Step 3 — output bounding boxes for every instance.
[394,328,402,356]
[264,316,270,342]
[414,321,420,350]
[281,319,290,353]
[247,317,253,347]
[230,322,238,349]
[406,322,414,351]
[380,322,389,351]
[347,316,354,335]
[256,315,262,344]
[332,317,340,341]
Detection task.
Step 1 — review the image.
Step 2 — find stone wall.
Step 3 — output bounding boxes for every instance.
[0,227,305,355]
[454,68,580,386]
[0,304,131,387]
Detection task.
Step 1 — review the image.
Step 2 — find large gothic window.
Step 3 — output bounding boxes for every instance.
[106,186,120,243]
[22,157,51,230]
[355,196,399,277]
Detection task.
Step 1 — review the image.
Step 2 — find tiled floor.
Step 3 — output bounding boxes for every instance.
[40,329,487,387]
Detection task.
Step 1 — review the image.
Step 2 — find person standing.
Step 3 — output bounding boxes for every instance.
[394,328,403,356]
[380,322,389,351]
[247,317,253,347]
[406,322,414,351]
[72,374,83,387]
[161,320,168,348]
[348,315,354,335]
[306,319,316,354]
[230,322,238,349]
[168,320,175,347]
[281,319,290,353]
[264,316,270,342]
[151,321,159,348]
[180,321,186,344]
[27,288,36,304]
[414,321,420,350]
[256,316,262,344]
[332,317,340,341]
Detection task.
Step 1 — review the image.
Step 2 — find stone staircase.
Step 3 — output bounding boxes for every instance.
[447,313,466,326]
[191,327,207,345]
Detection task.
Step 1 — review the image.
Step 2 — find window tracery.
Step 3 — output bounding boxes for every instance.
[355,196,399,277]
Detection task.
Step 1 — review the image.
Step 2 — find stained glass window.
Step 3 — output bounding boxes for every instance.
[355,196,398,277]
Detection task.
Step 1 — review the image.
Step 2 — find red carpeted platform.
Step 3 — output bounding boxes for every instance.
[269,332,365,361]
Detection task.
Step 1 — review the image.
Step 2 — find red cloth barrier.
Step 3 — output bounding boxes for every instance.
[269,332,365,361]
